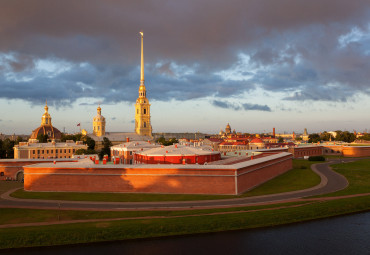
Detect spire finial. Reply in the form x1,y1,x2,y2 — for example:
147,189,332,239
140,31,144,84
44,100,49,112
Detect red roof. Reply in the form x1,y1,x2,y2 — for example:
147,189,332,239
250,138,264,144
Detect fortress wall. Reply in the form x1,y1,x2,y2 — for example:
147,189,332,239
236,153,293,194
23,153,293,195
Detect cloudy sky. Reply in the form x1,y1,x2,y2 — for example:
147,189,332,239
1,0,370,135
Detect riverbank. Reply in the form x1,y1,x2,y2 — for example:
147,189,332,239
0,158,369,249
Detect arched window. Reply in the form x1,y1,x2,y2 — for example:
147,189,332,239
144,122,146,128
137,109,139,114
144,108,146,114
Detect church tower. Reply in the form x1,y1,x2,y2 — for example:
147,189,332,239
135,32,152,137
93,105,106,137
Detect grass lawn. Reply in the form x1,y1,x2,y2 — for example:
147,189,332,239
1,195,369,249
313,158,370,197
0,201,311,225
9,159,321,202
0,182,23,200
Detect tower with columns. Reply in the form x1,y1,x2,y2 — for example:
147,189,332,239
93,105,106,137
135,32,152,137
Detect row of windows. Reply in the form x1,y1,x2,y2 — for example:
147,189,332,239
31,156,72,159
32,149,76,154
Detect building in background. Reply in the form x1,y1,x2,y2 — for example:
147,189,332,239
110,139,159,164
93,105,106,137
14,140,87,159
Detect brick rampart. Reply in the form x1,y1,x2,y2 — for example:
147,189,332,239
23,152,293,195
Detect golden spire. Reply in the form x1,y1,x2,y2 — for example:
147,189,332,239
44,100,48,113
140,31,144,85
97,104,101,115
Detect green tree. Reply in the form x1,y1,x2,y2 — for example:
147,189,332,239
156,137,178,146
2,138,15,158
335,131,355,143
320,131,334,141
75,149,97,155
99,137,112,160
359,134,370,141
37,134,49,143
295,137,303,141
61,133,83,142
308,133,321,143
83,136,95,150
15,136,24,144
0,139,5,158
278,137,284,143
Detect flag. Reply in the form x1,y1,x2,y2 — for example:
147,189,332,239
77,123,80,126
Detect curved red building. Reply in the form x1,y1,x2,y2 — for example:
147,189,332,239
134,144,221,165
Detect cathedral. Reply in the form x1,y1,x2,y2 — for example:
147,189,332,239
134,32,152,137
30,101,62,141
89,32,153,146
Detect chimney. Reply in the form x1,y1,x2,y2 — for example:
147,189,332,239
273,127,276,138
126,137,130,142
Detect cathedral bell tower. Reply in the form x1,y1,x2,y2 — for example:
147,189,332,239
135,32,152,137
93,105,106,137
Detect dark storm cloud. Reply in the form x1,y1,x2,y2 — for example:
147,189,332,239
0,0,369,105
242,103,271,112
212,100,271,112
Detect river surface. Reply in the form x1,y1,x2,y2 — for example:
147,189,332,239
3,212,370,255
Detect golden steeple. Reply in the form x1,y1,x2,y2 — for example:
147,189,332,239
135,31,152,137
41,100,52,126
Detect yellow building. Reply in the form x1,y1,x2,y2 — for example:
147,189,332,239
93,105,106,137
135,32,152,137
14,140,87,159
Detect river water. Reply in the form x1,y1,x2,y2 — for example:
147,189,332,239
4,212,370,255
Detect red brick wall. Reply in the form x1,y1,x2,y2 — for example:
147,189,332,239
342,146,370,157
0,160,76,180
24,153,293,195
24,166,236,194
236,154,293,194
288,147,323,158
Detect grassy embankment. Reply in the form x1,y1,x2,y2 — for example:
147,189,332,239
1,159,369,249
0,195,369,249
10,159,321,202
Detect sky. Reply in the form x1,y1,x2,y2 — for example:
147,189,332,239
0,0,370,135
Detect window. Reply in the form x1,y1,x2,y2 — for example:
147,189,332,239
33,150,35,154
137,109,139,114
98,126,100,130
144,108,146,114
130,151,132,155
144,122,146,128
64,149,66,153
46,150,49,154
1,172,4,176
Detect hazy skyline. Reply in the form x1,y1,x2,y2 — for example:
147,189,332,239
1,1,370,135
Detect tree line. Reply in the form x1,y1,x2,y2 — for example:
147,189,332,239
308,131,356,143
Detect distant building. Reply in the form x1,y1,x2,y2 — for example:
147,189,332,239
110,139,159,164
93,105,106,137
30,101,62,141
14,140,87,159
